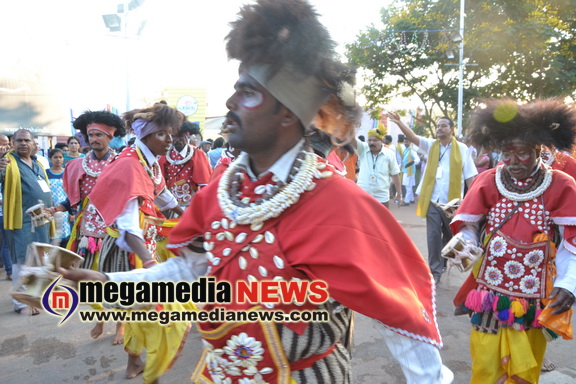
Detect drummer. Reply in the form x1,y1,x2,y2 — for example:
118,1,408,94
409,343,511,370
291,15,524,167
0,129,53,315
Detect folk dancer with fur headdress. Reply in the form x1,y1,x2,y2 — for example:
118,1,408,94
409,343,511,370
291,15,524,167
48,111,128,342
450,99,576,383
158,121,212,217
61,1,453,382
88,104,190,383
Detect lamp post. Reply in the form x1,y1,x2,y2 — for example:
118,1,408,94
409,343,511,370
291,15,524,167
456,0,465,137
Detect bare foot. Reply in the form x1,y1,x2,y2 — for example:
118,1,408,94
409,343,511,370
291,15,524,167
113,322,125,345
125,355,144,379
541,357,555,372
91,322,104,339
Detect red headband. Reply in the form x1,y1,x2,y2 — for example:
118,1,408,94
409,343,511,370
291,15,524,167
87,123,116,138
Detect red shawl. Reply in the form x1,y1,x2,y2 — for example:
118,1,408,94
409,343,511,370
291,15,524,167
170,164,443,347
89,147,166,226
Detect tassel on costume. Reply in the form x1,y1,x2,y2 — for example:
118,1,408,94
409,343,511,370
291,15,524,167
496,295,511,311
78,236,89,250
482,292,496,312
471,313,482,325
497,309,510,321
512,317,525,331
465,290,484,313
510,300,526,318
542,328,559,342
533,309,543,328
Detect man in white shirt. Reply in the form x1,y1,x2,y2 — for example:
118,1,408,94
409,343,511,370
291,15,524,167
356,129,402,207
388,112,477,283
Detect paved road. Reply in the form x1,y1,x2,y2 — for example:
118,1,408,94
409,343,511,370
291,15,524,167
1,203,574,383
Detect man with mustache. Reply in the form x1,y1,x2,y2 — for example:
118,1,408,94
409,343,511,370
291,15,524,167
449,98,576,383
61,1,453,382
389,112,478,284
0,129,53,315
356,128,402,207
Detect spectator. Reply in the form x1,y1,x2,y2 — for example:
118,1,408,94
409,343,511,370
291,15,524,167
388,111,477,284
207,137,225,169
46,148,71,247
63,136,85,166
0,129,53,315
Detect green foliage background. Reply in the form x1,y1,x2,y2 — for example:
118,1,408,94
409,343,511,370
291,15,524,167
346,0,576,136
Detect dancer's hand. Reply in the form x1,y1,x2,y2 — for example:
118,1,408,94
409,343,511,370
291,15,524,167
548,287,575,315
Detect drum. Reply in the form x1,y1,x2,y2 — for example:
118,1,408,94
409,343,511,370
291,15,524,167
25,202,52,228
436,198,461,219
441,233,483,272
11,243,84,309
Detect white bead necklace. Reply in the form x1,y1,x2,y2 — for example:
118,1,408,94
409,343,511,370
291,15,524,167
217,150,327,225
81,150,115,177
495,165,552,202
166,145,193,165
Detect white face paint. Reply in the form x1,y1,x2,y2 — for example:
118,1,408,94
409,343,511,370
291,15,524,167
240,88,264,110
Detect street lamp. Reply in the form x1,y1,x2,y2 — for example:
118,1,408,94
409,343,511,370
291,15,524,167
456,0,465,137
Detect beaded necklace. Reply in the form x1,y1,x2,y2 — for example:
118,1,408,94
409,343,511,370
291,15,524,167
166,145,193,165
495,164,552,202
81,150,115,177
217,149,330,225
135,147,163,185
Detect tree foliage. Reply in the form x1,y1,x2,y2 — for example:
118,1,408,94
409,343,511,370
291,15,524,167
346,0,576,136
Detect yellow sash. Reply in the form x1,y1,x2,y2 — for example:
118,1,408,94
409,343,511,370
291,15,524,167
416,136,462,217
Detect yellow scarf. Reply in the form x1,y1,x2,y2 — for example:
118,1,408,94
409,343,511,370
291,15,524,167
3,152,49,230
416,136,462,218
403,146,414,177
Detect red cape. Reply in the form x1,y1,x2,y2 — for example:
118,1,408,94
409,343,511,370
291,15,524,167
170,163,443,347
62,157,85,207
89,147,165,226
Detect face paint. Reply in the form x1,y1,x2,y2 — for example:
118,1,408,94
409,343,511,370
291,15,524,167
501,144,534,165
240,88,264,110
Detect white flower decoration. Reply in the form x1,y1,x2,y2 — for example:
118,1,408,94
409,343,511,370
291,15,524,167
223,333,265,368
503,261,525,279
484,266,503,286
489,236,507,257
524,250,544,268
519,275,540,294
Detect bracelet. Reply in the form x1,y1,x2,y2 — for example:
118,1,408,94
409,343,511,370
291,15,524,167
143,259,158,268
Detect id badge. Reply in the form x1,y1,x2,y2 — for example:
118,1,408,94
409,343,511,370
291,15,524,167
435,167,443,179
369,173,377,185
38,179,51,193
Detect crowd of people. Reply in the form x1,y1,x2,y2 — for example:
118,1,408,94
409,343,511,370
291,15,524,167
1,0,575,383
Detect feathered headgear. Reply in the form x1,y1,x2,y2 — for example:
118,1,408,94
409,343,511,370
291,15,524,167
226,0,360,141
467,98,576,152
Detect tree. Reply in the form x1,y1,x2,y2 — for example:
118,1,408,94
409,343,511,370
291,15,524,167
346,0,576,136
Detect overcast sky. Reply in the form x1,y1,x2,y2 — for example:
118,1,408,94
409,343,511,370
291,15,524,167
2,0,391,117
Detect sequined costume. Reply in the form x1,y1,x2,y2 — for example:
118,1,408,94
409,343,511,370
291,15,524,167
63,150,115,269
451,164,576,383
159,145,212,212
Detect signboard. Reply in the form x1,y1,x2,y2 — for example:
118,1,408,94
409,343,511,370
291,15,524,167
163,87,207,132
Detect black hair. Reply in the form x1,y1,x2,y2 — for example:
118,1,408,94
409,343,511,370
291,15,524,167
72,110,126,141
48,148,64,158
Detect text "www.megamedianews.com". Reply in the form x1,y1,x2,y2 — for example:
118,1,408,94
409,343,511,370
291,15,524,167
78,307,329,326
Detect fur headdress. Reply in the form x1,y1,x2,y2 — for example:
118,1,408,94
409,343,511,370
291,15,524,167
73,110,126,141
467,98,576,152
226,0,361,141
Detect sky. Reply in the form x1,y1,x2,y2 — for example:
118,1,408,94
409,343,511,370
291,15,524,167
1,0,391,119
